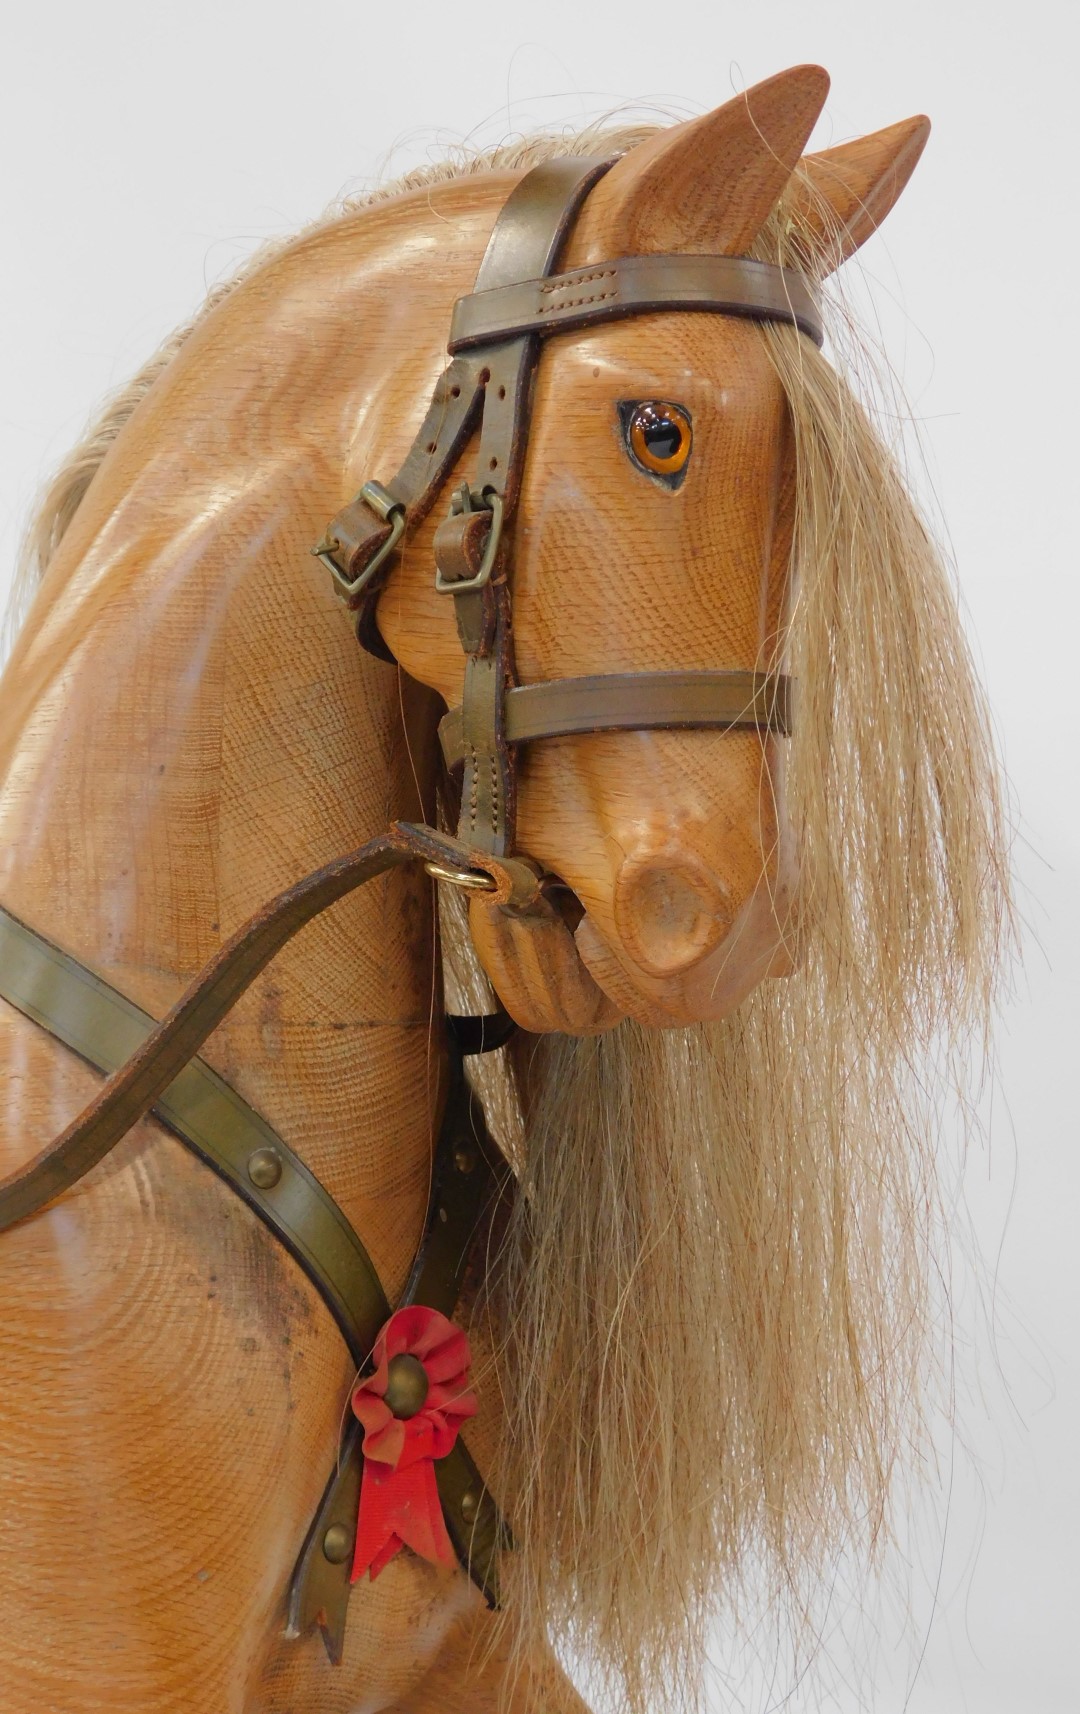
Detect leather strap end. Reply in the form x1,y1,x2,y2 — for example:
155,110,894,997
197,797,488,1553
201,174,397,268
391,822,541,911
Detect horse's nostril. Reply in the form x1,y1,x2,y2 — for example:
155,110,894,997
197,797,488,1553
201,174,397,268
613,852,734,979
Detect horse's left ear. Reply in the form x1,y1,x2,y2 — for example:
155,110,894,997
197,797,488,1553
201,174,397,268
565,66,832,262
788,116,931,272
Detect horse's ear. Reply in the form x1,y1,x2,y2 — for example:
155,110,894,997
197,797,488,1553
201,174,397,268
788,116,931,272
567,65,831,261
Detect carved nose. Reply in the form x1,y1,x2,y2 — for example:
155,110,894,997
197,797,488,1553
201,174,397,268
613,851,734,979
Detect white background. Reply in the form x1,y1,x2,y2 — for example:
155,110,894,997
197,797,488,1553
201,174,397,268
2,3,1077,1709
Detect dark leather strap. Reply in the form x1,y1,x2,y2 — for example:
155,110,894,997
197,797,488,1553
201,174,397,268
449,253,823,350
315,156,613,664
315,361,486,660
286,1061,512,1659
432,156,613,859
0,822,539,1236
438,669,791,768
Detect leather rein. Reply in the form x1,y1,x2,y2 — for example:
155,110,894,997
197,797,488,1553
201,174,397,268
0,155,820,1659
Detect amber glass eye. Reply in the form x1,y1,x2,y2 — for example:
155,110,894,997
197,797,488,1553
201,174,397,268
624,401,693,481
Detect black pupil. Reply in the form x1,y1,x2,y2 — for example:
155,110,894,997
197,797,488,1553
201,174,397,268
641,411,682,460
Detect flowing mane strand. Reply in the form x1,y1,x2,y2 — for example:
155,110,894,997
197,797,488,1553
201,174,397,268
10,122,1013,1712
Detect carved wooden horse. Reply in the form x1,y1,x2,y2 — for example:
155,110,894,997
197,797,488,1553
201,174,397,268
0,66,1007,1714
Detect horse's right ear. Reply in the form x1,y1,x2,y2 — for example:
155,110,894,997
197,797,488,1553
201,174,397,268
566,66,831,262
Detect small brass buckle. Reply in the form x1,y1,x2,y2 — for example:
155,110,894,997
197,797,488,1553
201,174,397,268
312,481,407,602
434,485,505,596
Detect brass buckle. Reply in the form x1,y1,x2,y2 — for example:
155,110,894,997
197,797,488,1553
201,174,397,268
312,481,406,602
434,485,504,595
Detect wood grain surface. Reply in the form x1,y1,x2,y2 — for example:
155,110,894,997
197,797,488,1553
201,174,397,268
0,68,929,1711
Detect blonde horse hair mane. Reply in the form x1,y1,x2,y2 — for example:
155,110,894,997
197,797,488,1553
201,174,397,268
11,122,1012,1712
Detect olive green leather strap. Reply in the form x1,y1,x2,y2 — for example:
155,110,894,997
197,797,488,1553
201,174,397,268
434,156,614,858
286,1072,512,1660
0,902,391,1359
438,669,792,768
0,822,538,1237
0,884,511,1652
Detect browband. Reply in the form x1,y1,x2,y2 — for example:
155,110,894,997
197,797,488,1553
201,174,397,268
448,253,822,351
438,670,791,770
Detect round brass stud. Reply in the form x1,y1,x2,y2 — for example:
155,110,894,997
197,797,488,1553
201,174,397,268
453,1144,477,1175
384,1353,429,1420
460,1488,479,1525
322,1523,352,1565
247,1146,283,1189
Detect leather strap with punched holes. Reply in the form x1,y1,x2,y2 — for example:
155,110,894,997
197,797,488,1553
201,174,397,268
428,155,615,860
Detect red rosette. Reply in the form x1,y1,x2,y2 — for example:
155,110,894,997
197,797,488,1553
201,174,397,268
350,1304,477,1582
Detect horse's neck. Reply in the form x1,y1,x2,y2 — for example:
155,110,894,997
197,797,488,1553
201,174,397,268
0,181,502,1282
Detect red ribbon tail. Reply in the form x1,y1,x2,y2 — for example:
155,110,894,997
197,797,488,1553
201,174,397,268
351,1455,455,1583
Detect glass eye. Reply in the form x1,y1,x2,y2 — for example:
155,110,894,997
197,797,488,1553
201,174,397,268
620,401,693,486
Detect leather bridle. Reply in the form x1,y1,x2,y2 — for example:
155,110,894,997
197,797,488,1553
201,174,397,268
314,154,819,865
0,155,821,1661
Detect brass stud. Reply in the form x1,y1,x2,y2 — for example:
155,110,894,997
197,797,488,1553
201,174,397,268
322,1523,352,1565
453,1144,477,1175
384,1353,429,1420
460,1488,479,1525
247,1147,283,1189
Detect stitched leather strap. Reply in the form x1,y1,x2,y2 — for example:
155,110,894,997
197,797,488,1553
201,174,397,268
432,156,614,858
449,253,823,350
438,669,791,768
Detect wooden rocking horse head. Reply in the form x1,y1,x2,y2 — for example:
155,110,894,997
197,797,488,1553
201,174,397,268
356,64,938,1034
0,64,1009,1714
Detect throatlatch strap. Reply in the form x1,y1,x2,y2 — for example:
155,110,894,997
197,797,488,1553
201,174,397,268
313,156,612,665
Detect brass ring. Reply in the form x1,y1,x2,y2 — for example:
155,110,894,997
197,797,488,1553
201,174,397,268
423,860,497,892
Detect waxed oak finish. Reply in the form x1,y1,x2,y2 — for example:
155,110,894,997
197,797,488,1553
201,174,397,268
0,65,929,1712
